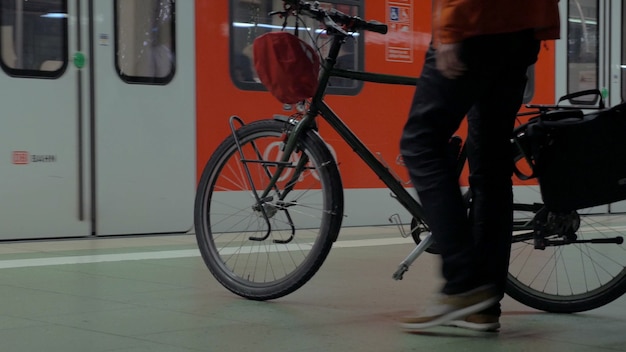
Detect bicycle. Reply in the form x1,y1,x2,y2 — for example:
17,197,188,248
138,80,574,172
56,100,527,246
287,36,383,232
194,0,626,313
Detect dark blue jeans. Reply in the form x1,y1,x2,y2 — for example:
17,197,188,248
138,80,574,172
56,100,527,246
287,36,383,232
400,30,540,299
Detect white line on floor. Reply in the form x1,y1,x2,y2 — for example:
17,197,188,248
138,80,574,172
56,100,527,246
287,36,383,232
0,250,201,269
0,237,414,269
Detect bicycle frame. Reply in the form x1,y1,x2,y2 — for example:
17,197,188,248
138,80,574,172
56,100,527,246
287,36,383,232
257,33,429,227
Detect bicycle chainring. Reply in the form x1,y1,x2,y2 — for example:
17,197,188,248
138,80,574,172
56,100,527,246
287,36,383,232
533,208,581,249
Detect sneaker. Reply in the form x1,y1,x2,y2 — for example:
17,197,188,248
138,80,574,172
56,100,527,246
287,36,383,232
400,285,498,330
447,313,501,332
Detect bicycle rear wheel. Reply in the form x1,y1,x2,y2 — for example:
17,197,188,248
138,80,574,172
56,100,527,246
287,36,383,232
507,188,626,313
194,119,344,300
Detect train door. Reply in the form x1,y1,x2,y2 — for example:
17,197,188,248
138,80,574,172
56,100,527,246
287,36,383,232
555,0,625,212
0,0,89,239
0,0,195,240
608,0,626,212
555,0,620,105
91,0,195,235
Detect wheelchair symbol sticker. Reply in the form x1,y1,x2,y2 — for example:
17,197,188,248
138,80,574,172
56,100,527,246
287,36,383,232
386,1,414,63
390,7,400,22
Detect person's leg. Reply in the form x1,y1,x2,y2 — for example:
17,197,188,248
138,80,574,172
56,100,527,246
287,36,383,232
399,44,501,327
465,31,541,300
446,31,541,332
400,45,478,295
400,31,540,331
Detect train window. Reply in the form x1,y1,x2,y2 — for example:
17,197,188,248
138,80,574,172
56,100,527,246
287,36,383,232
115,0,175,84
522,65,536,104
230,0,364,96
0,0,68,78
566,0,599,104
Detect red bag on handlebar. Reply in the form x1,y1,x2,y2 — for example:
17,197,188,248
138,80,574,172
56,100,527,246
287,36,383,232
253,32,320,104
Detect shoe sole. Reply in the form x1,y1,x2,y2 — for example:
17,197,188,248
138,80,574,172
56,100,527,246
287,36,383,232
446,319,501,332
400,295,498,331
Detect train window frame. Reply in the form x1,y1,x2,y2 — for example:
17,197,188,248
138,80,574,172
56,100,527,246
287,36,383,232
622,2,626,102
114,0,176,85
229,0,364,96
0,0,69,79
566,0,599,105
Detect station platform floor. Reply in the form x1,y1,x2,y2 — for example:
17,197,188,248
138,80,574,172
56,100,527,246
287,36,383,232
0,225,624,352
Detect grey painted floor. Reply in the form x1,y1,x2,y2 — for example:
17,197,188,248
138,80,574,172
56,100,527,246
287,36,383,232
0,226,624,351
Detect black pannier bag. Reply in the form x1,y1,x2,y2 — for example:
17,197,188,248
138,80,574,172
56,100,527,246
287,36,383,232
524,102,626,212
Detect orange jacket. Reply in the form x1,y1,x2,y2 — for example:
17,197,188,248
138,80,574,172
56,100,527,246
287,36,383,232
433,0,561,44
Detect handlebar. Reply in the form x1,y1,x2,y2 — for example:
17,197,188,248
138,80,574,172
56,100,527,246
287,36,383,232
276,0,388,35
519,90,607,117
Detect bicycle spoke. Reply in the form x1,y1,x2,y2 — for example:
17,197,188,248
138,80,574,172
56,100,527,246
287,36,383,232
508,209,626,312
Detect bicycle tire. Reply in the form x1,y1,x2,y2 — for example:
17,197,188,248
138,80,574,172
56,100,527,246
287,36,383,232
194,119,344,300
506,151,626,313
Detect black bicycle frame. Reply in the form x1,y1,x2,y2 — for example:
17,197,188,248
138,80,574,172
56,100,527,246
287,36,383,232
258,33,429,224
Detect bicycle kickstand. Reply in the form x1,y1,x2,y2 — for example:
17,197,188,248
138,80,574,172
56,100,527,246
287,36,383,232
392,232,434,280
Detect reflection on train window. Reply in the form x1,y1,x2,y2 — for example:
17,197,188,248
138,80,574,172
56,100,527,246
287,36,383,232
115,0,175,84
567,0,598,104
0,0,68,78
230,0,363,95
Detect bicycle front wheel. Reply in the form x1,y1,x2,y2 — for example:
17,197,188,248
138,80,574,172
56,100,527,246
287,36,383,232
507,194,626,313
194,119,344,300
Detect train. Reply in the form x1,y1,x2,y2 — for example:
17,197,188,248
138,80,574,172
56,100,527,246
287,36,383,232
0,0,619,240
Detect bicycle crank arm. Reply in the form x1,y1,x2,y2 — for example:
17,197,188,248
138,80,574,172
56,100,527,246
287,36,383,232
392,232,434,281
